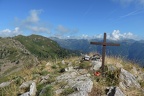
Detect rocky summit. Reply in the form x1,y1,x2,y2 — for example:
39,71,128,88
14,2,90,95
0,35,144,96
0,53,144,96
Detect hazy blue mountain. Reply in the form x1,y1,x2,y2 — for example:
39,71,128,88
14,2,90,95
51,37,144,67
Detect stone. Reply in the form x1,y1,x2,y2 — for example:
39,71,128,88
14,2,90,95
0,81,11,88
115,63,123,68
108,65,117,71
46,62,51,66
40,74,49,84
137,73,144,81
131,67,138,76
106,87,125,96
62,60,65,64
83,54,90,61
119,68,141,89
77,69,88,75
56,71,78,82
20,92,30,96
56,71,93,96
55,89,64,95
91,61,102,71
65,66,74,72
30,82,37,96
119,82,126,90
115,87,126,96
66,74,93,95
68,62,72,66
19,81,33,89
73,79,93,92
68,91,88,96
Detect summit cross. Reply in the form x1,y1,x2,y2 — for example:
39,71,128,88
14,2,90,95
90,33,120,76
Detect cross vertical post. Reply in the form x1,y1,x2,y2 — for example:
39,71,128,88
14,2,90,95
102,33,106,75
90,33,120,76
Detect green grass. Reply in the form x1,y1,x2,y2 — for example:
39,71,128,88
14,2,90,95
60,87,75,96
79,61,91,69
37,85,54,96
14,35,78,60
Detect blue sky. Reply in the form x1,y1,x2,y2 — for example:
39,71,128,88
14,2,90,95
0,0,144,40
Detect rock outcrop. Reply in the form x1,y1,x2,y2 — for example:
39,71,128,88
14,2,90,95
119,68,141,89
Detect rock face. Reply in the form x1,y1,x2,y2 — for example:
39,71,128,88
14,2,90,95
56,71,93,95
119,68,141,89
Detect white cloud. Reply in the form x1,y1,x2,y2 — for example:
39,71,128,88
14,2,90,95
16,9,51,34
56,30,139,40
56,25,70,33
82,34,89,39
55,25,79,37
104,30,137,40
112,0,144,6
26,10,42,23
26,26,50,33
0,27,21,37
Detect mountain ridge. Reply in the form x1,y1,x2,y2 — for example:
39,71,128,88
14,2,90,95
51,37,144,67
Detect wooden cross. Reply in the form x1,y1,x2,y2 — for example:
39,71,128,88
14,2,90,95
90,33,120,76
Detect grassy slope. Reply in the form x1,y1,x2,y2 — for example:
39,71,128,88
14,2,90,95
0,37,38,76
14,35,76,60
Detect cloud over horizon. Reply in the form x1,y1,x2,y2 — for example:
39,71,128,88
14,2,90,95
55,25,79,38
0,9,51,37
0,9,79,37
0,27,21,37
94,30,138,40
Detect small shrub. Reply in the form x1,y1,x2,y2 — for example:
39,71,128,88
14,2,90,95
47,75,56,84
51,65,57,69
139,81,144,88
79,61,91,69
105,69,120,86
40,70,49,76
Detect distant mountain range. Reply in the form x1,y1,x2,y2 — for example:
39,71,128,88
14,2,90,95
51,37,144,67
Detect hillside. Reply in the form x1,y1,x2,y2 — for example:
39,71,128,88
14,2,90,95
0,35,79,81
0,55,144,96
0,37,39,77
14,35,77,60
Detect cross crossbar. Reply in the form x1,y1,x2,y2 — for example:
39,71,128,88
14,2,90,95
90,42,120,46
90,33,120,76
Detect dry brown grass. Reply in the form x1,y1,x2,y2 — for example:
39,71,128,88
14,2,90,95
105,56,140,71
1,56,144,96
89,82,105,96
